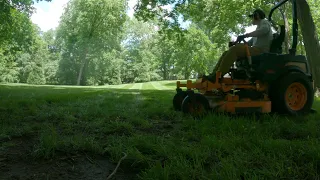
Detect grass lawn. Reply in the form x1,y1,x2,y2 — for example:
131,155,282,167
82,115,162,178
0,81,320,180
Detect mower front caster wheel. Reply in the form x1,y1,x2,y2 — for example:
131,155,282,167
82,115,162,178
173,91,187,111
181,93,210,118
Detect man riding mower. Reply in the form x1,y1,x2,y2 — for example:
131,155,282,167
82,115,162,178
173,0,315,117
202,9,273,82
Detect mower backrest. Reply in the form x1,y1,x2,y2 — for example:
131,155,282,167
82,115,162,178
269,25,285,54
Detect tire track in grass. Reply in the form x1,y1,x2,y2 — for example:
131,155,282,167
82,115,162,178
128,83,145,112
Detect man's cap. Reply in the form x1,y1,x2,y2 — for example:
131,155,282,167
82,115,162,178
248,9,266,19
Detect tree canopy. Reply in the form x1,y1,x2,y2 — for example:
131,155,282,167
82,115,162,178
0,0,319,86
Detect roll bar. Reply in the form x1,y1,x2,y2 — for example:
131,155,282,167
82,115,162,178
268,0,297,55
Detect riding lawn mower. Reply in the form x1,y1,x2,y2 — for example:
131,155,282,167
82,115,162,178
173,0,315,117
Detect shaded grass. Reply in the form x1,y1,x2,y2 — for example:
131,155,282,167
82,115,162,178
0,82,320,179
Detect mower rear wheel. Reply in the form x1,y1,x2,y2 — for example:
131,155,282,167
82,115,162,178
181,93,210,118
272,72,314,115
173,91,187,111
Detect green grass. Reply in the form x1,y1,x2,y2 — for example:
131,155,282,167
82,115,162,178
0,81,320,179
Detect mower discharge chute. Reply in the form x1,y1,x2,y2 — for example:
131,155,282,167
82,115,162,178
173,0,315,117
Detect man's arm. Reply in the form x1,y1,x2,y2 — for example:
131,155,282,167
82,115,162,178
245,20,271,37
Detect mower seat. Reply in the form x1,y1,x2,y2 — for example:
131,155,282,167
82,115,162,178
269,25,285,54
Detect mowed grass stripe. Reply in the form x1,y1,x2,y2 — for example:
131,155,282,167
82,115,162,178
107,84,127,89
159,81,177,90
120,84,134,89
150,81,170,90
142,82,157,90
129,83,143,90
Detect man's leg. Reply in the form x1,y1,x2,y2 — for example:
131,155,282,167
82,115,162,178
201,51,228,81
216,44,248,75
217,44,263,76
203,44,262,82
212,51,228,73
248,46,264,57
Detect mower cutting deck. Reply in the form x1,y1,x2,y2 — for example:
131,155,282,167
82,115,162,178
174,71,271,116
173,0,315,117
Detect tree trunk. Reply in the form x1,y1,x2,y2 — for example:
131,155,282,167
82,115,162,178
77,61,85,86
296,0,320,88
162,63,167,80
279,6,290,53
80,59,89,85
77,48,89,86
184,66,190,80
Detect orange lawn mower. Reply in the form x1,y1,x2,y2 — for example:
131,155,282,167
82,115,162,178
172,0,315,117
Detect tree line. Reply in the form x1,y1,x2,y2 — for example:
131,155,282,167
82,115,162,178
0,0,319,86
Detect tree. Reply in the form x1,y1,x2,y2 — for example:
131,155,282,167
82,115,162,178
121,18,160,83
296,0,320,88
0,8,48,84
152,34,176,80
134,0,276,44
171,25,217,79
0,0,55,84
42,29,60,84
56,0,127,85
134,0,320,87
16,24,48,85
0,0,52,44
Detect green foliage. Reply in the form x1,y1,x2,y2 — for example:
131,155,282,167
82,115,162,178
26,66,46,85
0,0,319,85
0,0,51,48
134,0,274,43
121,18,161,83
0,47,20,83
14,24,48,85
55,0,127,85
88,50,123,85
172,25,218,78
0,2,50,84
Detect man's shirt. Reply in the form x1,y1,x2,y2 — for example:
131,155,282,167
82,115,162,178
248,19,274,52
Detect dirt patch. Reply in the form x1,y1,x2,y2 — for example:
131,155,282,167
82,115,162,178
0,136,136,180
